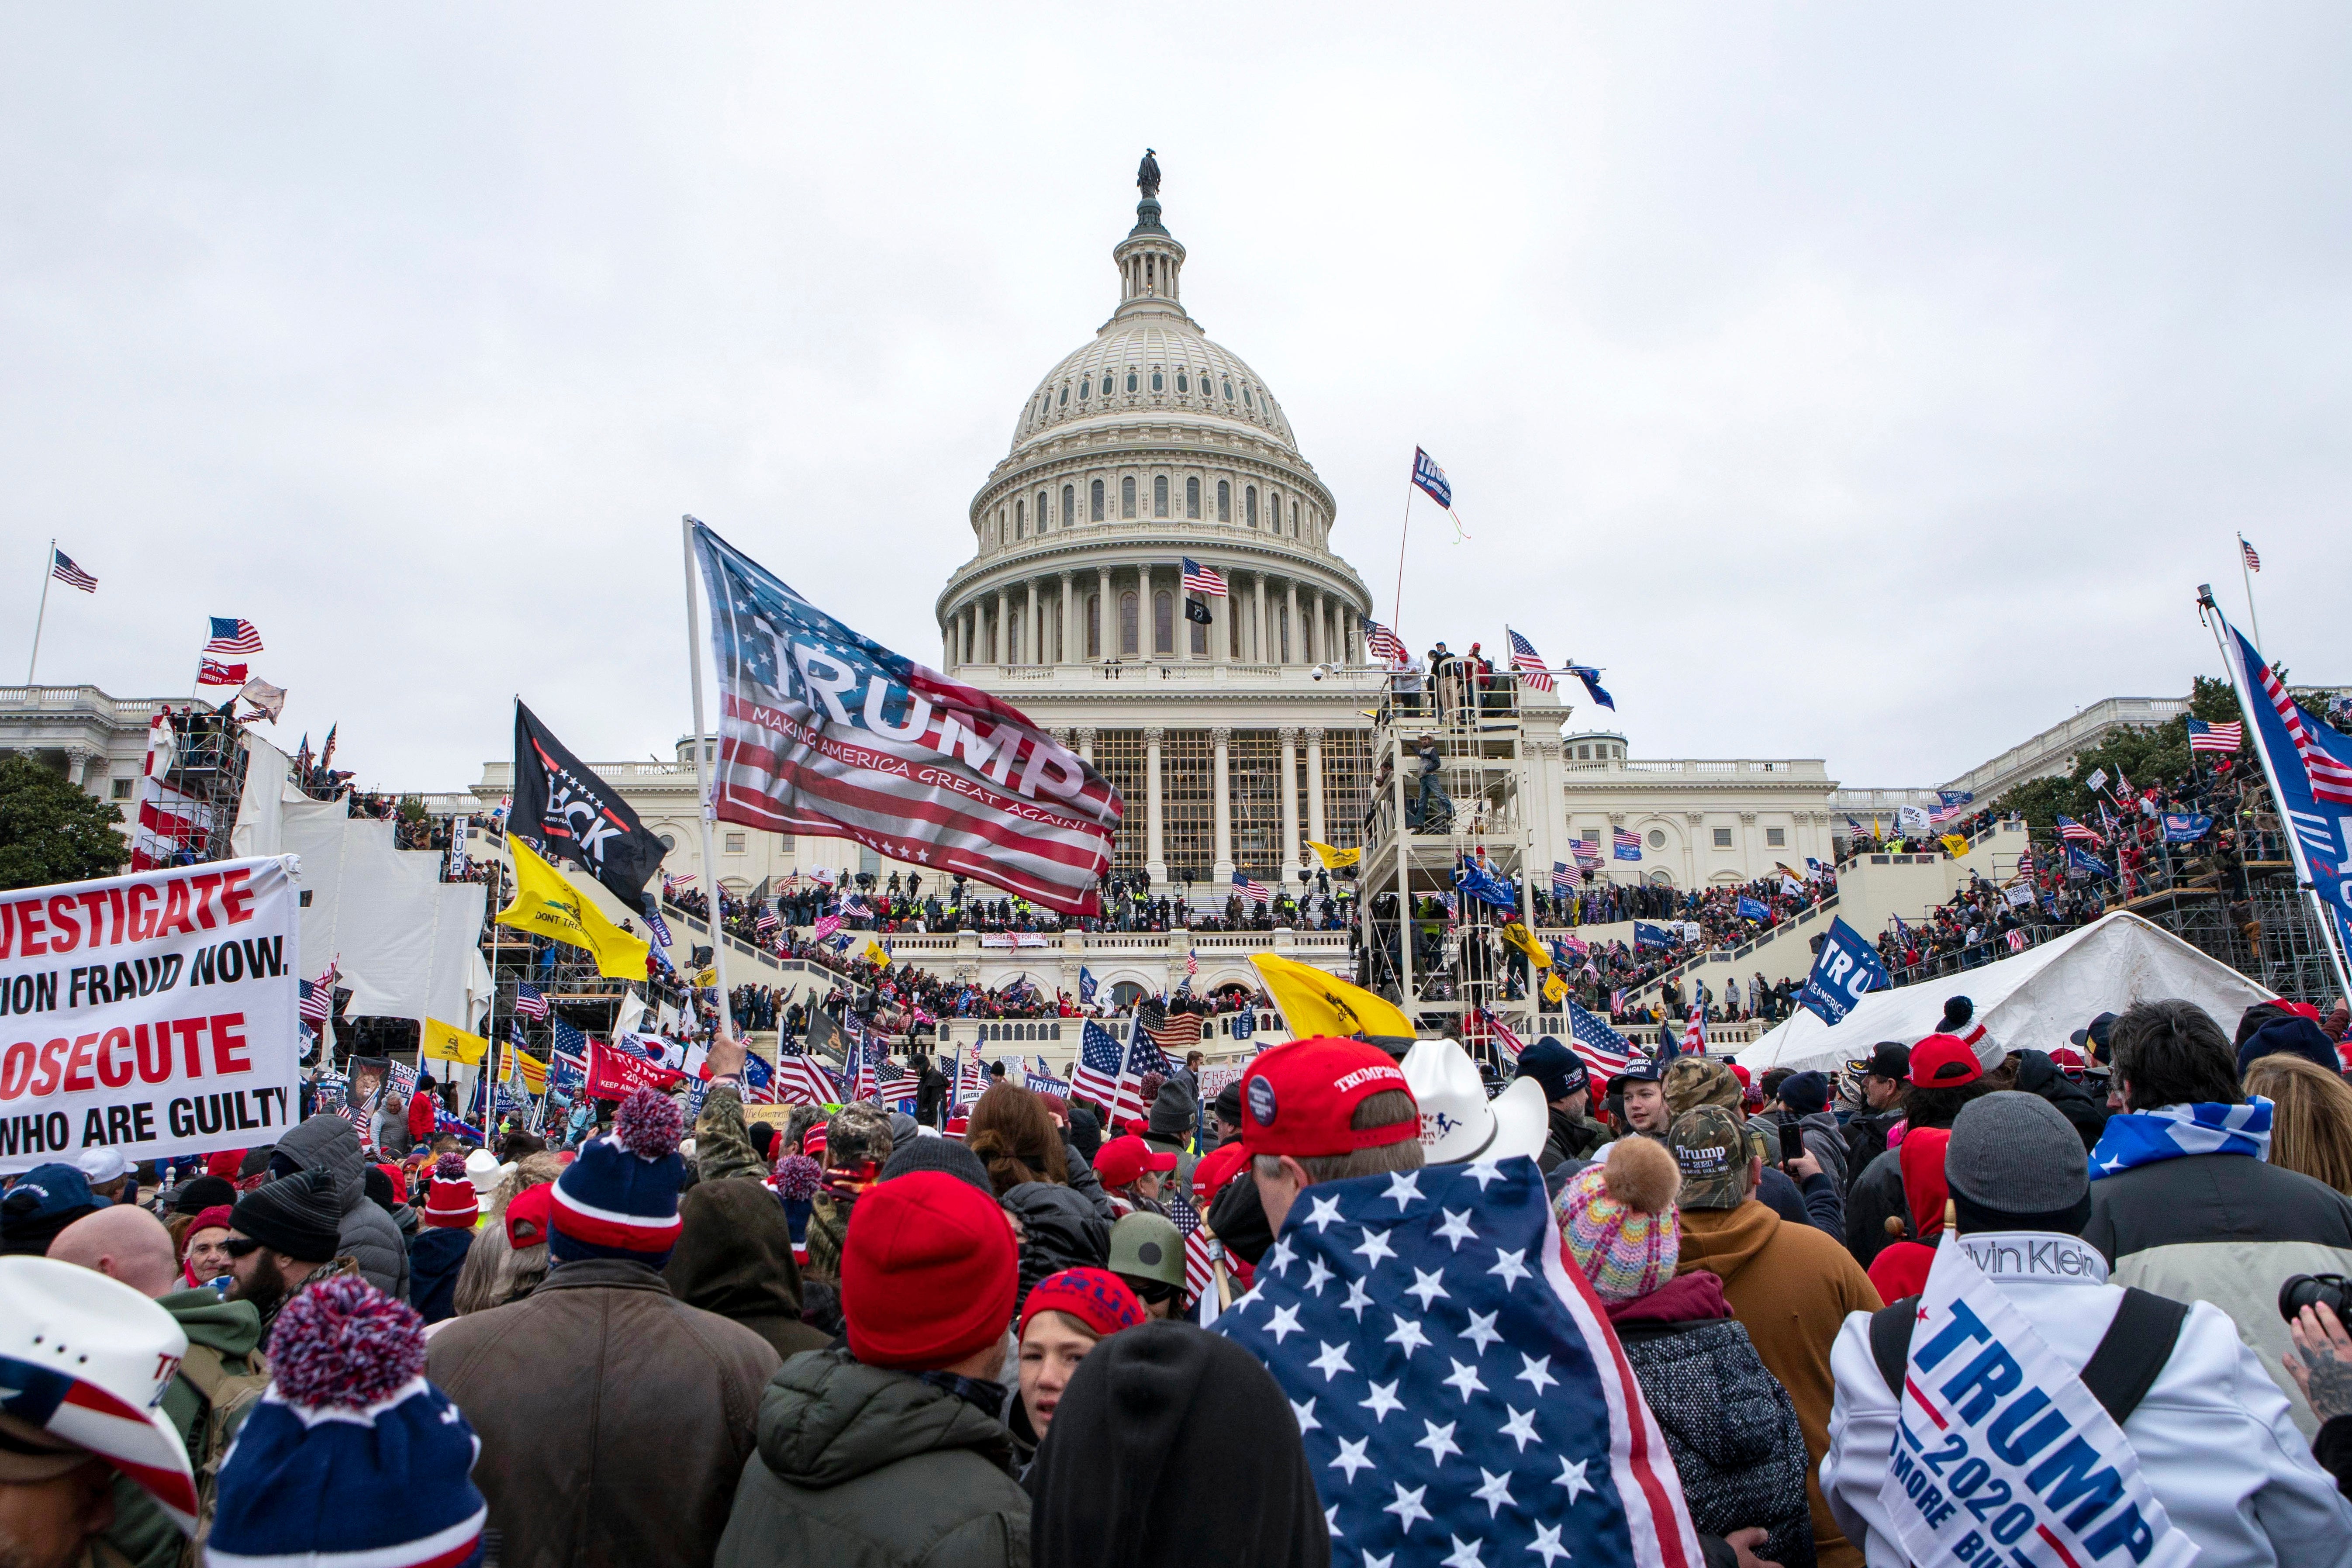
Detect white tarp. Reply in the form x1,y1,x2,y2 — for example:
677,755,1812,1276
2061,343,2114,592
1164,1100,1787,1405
282,798,489,1028
227,735,290,860
1736,912,2275,1076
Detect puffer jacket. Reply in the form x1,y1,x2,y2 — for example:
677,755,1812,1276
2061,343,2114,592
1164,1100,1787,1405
2012,1047,2109,1150
1842,1148,1905,1268
716,1349,1029,1568
429,1258,781,1567
276,1113,409,1299
1000,1181,1110,1310
1826,1232,2352,1567
1611,1272,1815,1568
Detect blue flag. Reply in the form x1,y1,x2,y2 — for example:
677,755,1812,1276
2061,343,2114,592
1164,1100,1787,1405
1410,446,1453,508
1735,895,1769,922
1796,916,1889,1027
1631,921,1675,952
1078,966,1098,1005
1565,666,1615,711
2215,610,2352,966
2068,846,2112,880
1454,855,1518,910
2161,812,2213,843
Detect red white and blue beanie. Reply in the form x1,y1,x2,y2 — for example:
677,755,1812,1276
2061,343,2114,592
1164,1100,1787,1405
549,1088,686,1265
207,1274,485,1568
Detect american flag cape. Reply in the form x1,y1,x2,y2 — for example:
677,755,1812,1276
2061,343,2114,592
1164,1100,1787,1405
1218,1159,1701,1568
1566,1001,1636,1078
1071,1020,1125,1108
1506,628,1555,693
689,520,1121,914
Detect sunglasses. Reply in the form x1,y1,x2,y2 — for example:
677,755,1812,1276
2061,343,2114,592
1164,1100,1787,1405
1122,1275,1179,1304
220,1237,266,1258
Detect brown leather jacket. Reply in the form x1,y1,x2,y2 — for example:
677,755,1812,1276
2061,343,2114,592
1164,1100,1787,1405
427,1258,781,1568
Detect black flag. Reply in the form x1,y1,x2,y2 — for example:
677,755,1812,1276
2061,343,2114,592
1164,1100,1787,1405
1185,597,1213,625
511,702,670,912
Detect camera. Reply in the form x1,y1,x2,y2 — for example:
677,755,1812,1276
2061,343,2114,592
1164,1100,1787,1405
2279,1274,2352,1322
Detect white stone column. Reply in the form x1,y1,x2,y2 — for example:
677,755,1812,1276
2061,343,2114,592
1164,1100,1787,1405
1176,564,1194,663
1284,581,1301,666
1095,566,1112,660
1060,572,1076,666
1145,727,1167,885
1304,726,1325,850
1251,574,1268,664
1211,726,1233,882
1310,590,1326,664
1076,726,1095,765
1278,726,1301,874
1026,581,1041,667
1212,584,1230,665
989,591,1004,665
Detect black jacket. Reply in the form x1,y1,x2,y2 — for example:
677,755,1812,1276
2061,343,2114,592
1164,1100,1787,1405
1067,1103,1102,1162
1844,1147,1905,1268
1539,1107,1609,1171
1840,1109,1903,1196
2011,1049,2108,1150
999,1181,1110,1310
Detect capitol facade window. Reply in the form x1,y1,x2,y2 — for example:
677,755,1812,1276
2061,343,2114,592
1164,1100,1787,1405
1119,591,1139,656
1223,379,1234,401
1186,477,1200,518
1154,591,1174,654
1101,374,1113,397
1177,371,1189,393
1059,384,1068,406
1091,480,1105,521
1078,379,1088,400
1217,480,1231,522
1086,594,1101,657
1648,829,1667,849
1292,501,1300,537
1767,827,1786,847
1122,477,1137,518
1246,486,1258,527
1127,371,1138,391
1061,484,1074,526
1151,370,1163,391
1014,500,1025,539
1154,475,1169,517
1713,827,1733,848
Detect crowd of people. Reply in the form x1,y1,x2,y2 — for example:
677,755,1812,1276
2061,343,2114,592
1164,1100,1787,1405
17,983,2352,1568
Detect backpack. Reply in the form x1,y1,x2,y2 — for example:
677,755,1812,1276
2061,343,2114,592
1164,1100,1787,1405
1868,1286,2188,1425
174,1341,272,1566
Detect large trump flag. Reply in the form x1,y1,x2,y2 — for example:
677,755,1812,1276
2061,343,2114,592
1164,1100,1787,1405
689,520,1121,915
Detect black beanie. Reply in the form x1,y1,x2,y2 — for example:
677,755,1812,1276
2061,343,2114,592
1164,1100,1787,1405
361,1164,399,1215
877,1135,994,1198
230,1168,342,1262
173,1174,238,1215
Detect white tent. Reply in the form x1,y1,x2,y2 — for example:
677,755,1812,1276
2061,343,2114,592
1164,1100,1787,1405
1735,912,2275,1077
283,797,491,1029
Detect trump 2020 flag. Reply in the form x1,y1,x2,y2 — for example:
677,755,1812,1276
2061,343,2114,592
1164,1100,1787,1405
1219,1158,1701,1568
1883,1231,2195,1568
690,519,1122,915
1797,916,1888,1027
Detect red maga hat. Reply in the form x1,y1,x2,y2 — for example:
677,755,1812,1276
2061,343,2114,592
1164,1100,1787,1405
1240,1037,1416,1159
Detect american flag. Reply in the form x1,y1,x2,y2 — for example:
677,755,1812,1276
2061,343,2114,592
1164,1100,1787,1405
1114,1013,1182,1122
1218,1159,1702,1568
1609,989,1625,1015
549,1022,588,1100
1233,869,1269,903
1185,950,1199,977
196,659,248,687
1167,1187,1217,1303
1181,557,1229,597
202,617,263,656
2253,649,2352,805
663,870,696,893
1566,999,1635,1078
2004,929,2028,954
513,982,549,1021
1363,618,1409,670
755,908,779,933
49,549,97,593
1072,1020,1126,1108
2241,536,2262,573
741,1050,779,1104
2187,717,2243,753
1571,839,1601,867
1682,1004,1706,1056
1551,861,1583,895
1612,827,1642,861
775,1046,842,1106
1505,629,1555,693
298,961,340,1026
2054,814,2101,844
874,1056,917,1107
1471,1005,1527,1060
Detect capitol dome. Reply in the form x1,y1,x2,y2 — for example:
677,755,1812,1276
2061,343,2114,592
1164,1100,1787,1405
937,168,1371,676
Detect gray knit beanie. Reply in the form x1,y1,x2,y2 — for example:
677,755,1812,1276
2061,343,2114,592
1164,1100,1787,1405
878,1135,994,1198
1946,1091,2092,1236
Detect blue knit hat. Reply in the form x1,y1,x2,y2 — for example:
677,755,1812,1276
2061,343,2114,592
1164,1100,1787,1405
549,1088,686,1266
208,1274,485,1567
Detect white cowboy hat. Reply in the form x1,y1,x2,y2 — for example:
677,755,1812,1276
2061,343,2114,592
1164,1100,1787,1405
463,1148,515,1197
1401,1038,1549,1165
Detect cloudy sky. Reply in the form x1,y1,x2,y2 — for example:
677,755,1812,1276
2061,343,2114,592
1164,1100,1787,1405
6,4,2346,794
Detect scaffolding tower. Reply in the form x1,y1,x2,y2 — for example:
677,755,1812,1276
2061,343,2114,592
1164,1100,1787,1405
1355,670,1551,1080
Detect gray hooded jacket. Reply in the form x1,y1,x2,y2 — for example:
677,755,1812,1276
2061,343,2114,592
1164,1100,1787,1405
276,1113,410,1300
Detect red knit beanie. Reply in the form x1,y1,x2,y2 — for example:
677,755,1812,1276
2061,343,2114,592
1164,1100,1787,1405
841,1171,1016,1371
1020,1268,1145,1341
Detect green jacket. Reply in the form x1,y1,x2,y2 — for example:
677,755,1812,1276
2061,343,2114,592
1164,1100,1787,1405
104,1288,265,1568
695,1084,770,1185
716,1350,1029,1568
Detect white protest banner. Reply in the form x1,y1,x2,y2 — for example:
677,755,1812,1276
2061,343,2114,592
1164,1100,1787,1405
2005,883,2036,908
0,856,301,1172
1882,1233,2196,1568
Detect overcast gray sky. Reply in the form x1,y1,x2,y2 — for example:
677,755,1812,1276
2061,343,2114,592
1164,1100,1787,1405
7,4,2346,794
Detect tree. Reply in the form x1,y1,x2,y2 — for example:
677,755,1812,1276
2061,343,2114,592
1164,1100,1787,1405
0,753,129,891
1990,676,2239,830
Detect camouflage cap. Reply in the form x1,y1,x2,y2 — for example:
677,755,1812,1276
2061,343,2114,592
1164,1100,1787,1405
825,1104,895,1169
1668,1105,1751,1210
1662,1057,1743,1117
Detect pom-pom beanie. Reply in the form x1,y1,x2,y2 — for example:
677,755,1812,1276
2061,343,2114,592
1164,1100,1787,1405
840,1171,1016,1371
208,1274,486,1567
1557,1138,1681,1302
550,1088,686,1267
422,1152,479,1230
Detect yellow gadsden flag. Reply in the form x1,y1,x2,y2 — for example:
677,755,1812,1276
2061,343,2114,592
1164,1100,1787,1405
422,1018,488,1066
860,939,892,968
497,837,652,981
1542,970,1570,1005
1306,840,1362,871
1250,952,1416,1048
1939,833,1972,859
1499,921,1552,969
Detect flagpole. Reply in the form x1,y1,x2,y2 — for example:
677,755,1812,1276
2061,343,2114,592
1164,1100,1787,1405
2238,532,2264,655
2198,589,2352,1000
1392,482,1412,636
681,516,735,1032
25,539,55,686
